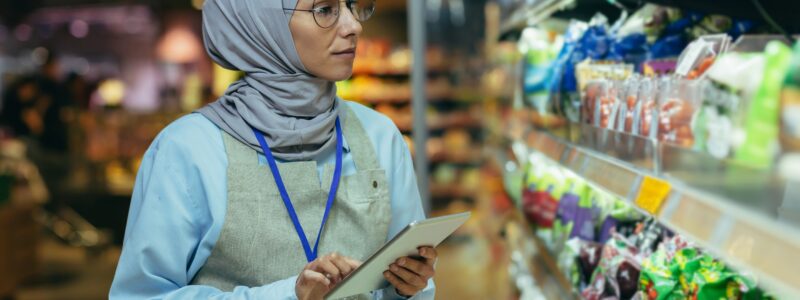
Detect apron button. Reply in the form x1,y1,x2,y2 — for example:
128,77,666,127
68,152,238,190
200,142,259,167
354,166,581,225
372,181,378,188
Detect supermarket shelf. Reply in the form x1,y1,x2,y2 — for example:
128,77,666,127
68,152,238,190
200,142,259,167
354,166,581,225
518,123,800,298
618,0,800,33
430,183,476,200
396,119,482,133
506,209,580,299
429,150,483,165
499,0,577,38
351,68,451,77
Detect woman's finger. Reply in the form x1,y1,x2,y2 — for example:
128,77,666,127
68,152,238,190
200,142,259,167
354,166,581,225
311,259,342,281
389,263,426,288
384,270,415,296
330,255,356,277
395,257,433,278
418,247,438,262
301,269,331,287
344,257,363,270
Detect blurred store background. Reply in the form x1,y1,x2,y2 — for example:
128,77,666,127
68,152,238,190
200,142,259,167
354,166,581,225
3,0,800,299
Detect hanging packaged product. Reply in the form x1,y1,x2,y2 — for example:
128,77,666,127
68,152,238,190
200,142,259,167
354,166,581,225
781,42,800,154
549,20,589,121
610,34,650,72
697,40,792,166
648,10,702,61
521,28,558,116
585,79,621,130
778,42,800,185
695,50,763,159
735,41,793,168
657,78,700,147
675,34,732,80
577,61,635,126
636,77,659,139
617,75,643,134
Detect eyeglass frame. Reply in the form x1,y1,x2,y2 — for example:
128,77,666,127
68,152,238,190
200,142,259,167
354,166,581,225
283,0,376,29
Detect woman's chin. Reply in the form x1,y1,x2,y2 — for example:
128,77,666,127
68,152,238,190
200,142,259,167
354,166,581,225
325,68,354,82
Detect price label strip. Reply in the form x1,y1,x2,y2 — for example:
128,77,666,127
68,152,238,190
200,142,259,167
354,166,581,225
635,176,672,215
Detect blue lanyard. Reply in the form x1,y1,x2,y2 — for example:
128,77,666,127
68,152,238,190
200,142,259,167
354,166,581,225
252,118,343,263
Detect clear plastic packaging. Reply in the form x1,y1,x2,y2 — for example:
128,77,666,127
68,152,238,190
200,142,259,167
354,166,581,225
657,78,700,147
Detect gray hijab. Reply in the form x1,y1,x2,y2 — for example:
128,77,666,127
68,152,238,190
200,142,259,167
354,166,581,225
197,0,343,161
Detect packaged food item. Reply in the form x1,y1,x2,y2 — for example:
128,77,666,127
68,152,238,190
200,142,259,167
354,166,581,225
609,33,650,71
690,15,733,39
695,51,764,159
637,77,659,139
521,28,558,115
617,76,642,134
582,234,641,300
735,41,793,168
675,35,731,79
556,178,597,241
780,42,800,154
589,79,623,130
549,20,589,120
522,164,565,228
642,60,677,76
657,78,699,147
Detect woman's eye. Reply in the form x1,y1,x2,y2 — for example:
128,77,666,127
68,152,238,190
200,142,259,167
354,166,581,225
313,6,335,15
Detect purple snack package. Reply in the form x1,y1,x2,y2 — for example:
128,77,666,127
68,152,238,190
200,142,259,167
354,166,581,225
571,203,596,241
598,216,619,244
558,192,580,223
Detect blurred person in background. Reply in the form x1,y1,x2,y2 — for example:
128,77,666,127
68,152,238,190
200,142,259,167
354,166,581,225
110,0,437,299
0,49,72,208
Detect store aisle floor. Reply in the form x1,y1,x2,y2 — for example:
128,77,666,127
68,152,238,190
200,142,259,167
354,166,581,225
14,237,118,300
15,216,516,300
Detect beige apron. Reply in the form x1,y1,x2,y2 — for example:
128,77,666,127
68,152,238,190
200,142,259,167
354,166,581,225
191,106,392,299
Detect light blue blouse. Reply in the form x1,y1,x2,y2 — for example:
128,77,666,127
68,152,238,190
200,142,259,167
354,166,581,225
109,102,434,299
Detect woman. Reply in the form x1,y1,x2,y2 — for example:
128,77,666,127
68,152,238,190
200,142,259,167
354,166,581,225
109,0,436,299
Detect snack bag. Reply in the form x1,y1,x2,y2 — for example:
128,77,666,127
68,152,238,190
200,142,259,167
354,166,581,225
582,234,642,300
522,166,561,228
639,247,683,300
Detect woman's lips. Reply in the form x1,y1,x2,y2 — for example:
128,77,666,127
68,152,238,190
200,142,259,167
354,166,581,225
332,49,356,59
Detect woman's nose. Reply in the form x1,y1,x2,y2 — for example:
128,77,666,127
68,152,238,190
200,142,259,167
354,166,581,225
337,4,363,37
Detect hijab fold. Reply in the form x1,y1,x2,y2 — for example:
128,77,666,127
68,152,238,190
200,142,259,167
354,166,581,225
198,0,343,161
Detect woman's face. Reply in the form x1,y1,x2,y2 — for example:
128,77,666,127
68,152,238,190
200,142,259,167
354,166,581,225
289,0,362,82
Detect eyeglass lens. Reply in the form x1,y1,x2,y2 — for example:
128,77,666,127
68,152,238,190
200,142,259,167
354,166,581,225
312,0,376,28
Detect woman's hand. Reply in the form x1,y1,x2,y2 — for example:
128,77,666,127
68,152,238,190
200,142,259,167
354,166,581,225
383,246,437,297
295,253,362,300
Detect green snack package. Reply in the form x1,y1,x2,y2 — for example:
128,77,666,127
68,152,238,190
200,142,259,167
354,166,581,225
736,41,793,168
639,248,683,300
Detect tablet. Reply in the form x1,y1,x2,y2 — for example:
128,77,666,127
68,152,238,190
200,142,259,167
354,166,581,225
325,211,471,299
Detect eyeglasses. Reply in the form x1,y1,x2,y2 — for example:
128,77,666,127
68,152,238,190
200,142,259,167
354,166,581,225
284,0,376,29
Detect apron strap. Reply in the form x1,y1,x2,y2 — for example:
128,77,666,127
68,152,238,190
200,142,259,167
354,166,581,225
341,104,381,171
221,131,259,165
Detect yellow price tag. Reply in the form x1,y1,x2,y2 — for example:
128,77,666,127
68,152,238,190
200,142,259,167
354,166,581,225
635,176,672,215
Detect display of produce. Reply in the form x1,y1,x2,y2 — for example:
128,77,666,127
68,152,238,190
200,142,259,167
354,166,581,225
492,1,800,298
510,154,774,300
